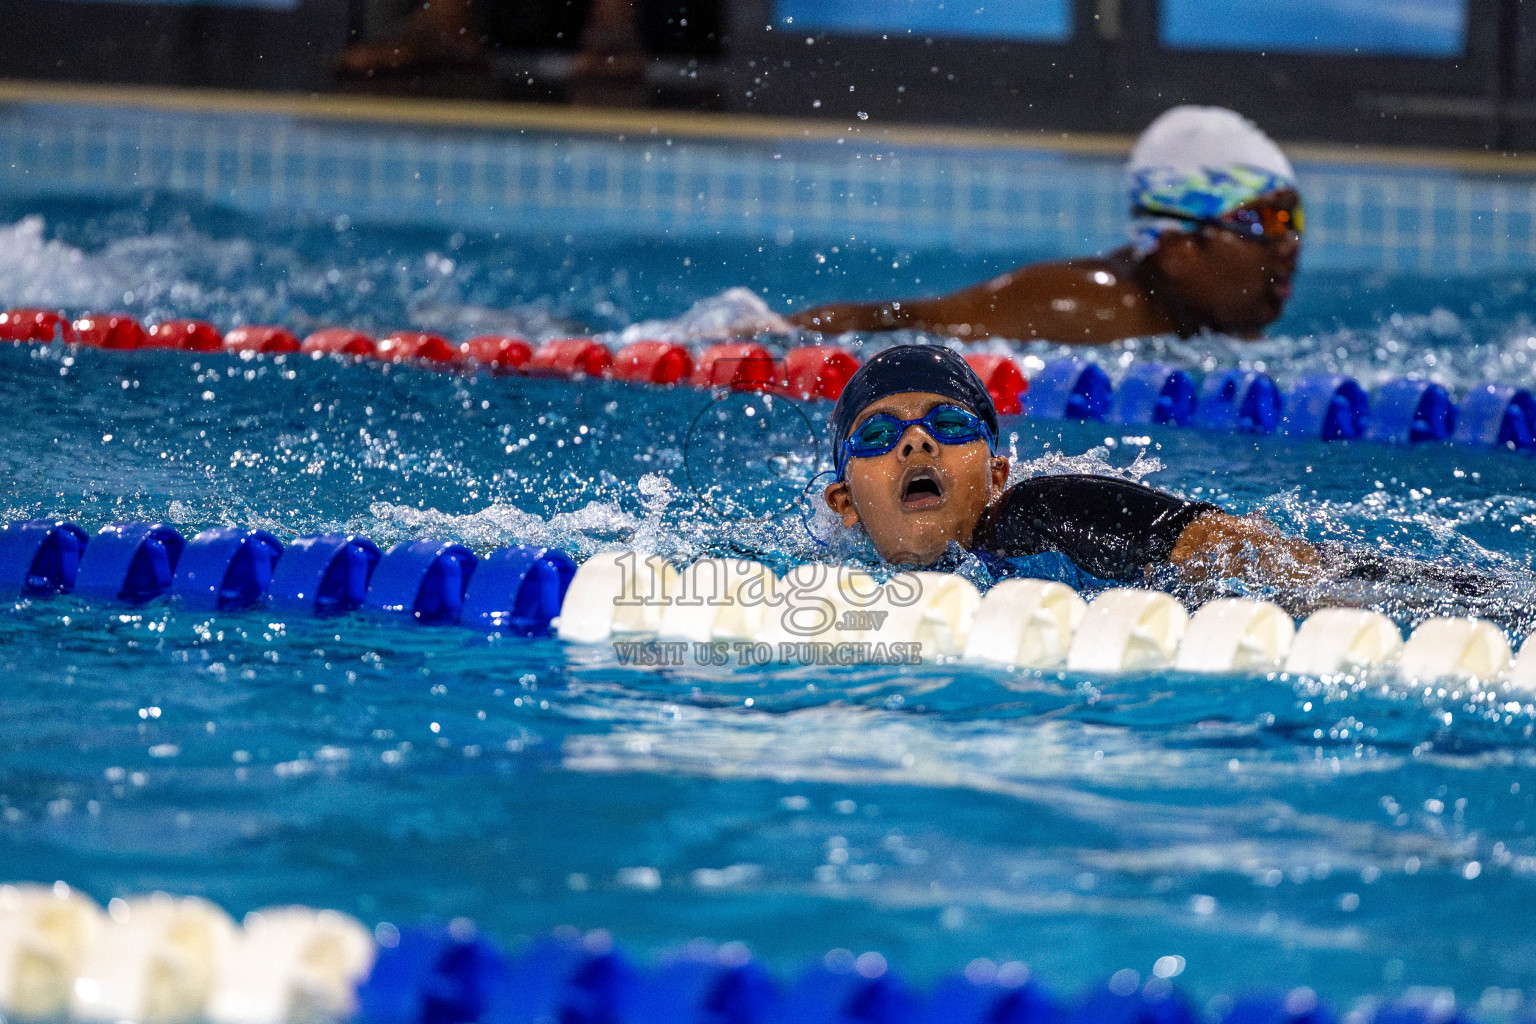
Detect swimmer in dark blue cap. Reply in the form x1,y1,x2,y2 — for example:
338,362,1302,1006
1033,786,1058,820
821,345,1318,585
824,347,1527,625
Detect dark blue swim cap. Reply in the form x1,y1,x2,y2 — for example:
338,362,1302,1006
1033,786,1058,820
830,345,998,446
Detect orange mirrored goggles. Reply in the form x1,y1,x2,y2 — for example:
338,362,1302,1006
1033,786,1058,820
1219,198,1306,241
1136,197,1305,243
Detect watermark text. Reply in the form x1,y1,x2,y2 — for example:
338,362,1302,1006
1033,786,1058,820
612,639,923,667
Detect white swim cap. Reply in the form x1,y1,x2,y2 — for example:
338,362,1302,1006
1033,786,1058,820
1128,105,1293,184
1126,106,1296,253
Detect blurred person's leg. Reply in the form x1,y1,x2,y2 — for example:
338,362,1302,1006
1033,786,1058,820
573,0,644,79
569,0,721,102
335,0,718,91
336,0,482,75
633,0,721,57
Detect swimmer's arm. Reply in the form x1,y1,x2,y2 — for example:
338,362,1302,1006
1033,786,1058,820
789,291,1021,338
788,300,921,333
1169,510,1322,588
787,269,1052,335
790,255,1173,343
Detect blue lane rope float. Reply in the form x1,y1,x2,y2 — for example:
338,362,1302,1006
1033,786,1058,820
351,924,1501,1024
1109,362,1198,427
1222,992,1338,1024
780,962,921,1024
2,521,575,637
1192,369,1282,434
72,522,186,605
0,520,89,594
364,540,480,625
462,546,577,636
269,533,382,615
359,925,513,1024
171,527,283,611
1452,384,1536,451
1281,375,1370,441
1367,379,1456,445
1022,357,1113,421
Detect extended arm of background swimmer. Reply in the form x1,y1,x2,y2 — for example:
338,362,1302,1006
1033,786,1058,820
789,298,922,334
789,278,1030,337
789,257,1177,344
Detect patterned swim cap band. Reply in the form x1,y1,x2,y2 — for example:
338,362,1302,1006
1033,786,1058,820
1128,164,1294,254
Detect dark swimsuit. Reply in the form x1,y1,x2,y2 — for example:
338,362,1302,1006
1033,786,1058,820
968,474,1217,587
966,473,1529,632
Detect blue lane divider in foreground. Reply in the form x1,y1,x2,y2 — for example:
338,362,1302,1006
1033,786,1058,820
354,924,1499,1024
72,522,186,604
464,546,578,636
171,527,283,611
269,533,382,615
0,519,89,594
365,540,480,624
0,520,575,636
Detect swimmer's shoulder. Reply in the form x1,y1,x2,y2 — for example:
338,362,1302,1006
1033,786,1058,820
972,474,1113,546
981,473,1213,537
978,249,1130,290
991,472,1145,510
974,473,1222,576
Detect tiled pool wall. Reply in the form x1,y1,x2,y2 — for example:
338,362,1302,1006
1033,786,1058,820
1,100,1533,275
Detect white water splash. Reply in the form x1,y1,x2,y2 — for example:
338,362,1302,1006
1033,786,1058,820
1008,444,1166,487
609,287,794,345
0,216,121,309
409,301,579,343
363,499,638,557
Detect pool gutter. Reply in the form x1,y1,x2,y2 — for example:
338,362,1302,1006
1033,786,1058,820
3,79,1536,175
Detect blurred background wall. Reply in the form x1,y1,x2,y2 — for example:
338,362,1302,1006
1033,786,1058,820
2,0,1536,149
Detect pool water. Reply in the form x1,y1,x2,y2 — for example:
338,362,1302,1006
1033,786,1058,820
2,182,1536,1019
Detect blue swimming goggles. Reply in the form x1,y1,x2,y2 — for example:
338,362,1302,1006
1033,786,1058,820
836,403,996,479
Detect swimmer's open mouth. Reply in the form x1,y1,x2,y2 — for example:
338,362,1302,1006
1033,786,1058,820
901,467,945,510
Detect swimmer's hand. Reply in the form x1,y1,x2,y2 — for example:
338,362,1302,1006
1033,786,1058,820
1169,511,1323,591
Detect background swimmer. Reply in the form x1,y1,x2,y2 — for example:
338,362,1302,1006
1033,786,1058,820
792,107,1302,344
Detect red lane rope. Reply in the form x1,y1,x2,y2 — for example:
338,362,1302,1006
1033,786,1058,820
0,308,875,402
224,326,301,353
612,341,692,385
145,320,224,352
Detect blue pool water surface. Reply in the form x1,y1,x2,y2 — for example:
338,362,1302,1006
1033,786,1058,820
3,115,1536,1018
